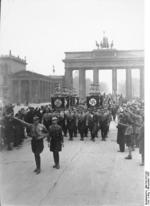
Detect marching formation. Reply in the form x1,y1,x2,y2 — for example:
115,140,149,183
0,95,144,174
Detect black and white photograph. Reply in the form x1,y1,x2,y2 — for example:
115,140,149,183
0,0,149,205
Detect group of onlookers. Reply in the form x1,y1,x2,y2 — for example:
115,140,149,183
116,99,144,165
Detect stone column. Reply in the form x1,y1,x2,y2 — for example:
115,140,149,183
140,67,144,99
126,68,132,100
29,80,32,103
43,81,46,102
45,82,48,102
49,82,51,99
79,69,86,99
93,68,99,85
35,80,39,103
46,81,49,102
47,81,50,101
42,81,44,102
43,81,45,102
112,68,117,95
65,68,73,89
39,81,42,103
45,82,47,101
18,80,22,104
9,79,14,103
38,81,40,103
7,78,13,103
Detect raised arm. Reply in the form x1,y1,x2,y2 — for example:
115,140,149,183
13,117,32,128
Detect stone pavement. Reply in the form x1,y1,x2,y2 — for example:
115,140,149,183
0,122,144,206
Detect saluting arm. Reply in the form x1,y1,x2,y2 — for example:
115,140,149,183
118,122,128,127
13,117,32,128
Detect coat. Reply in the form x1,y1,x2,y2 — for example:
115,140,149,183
78,117,85,133
138,125,144,155
48,124,63,152
117,123,126,145
4,117,16,143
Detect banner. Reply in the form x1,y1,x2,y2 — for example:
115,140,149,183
51,97,65,109
87,96,100,108
70,97,79,106
99,95,104,106
64,97,69,108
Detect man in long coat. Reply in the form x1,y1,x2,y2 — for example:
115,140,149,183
48,116,64,169
78,111,86,141
116,113,127,152
67,112,75,141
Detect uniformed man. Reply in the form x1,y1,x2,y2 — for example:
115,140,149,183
67,111,75,141
91,110,99,141
3,112,16,150
116,112,128,152
14,115,48,174
48,116,64,169
100,110,110,141
42,107,52,130
78,111,86,141
73,110,78,137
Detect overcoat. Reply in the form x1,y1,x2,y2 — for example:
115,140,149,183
117,123,126,145
138,125,144,155
48,124,63,152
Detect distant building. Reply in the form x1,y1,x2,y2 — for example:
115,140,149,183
0,51,65,104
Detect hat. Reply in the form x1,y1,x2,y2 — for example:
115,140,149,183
33,116,39,121
52,116,58,121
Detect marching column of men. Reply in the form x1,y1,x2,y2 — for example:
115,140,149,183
0,104,112,150
0,97,144,174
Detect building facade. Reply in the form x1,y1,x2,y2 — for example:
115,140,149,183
0,52,65,104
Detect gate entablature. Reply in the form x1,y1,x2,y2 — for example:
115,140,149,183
63,49,144,69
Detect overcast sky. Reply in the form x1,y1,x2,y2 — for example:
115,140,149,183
0,0,144,90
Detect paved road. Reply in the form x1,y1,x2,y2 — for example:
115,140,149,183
0,122,144,206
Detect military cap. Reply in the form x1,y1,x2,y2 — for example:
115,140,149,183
33,116,39,121
52,116,58,121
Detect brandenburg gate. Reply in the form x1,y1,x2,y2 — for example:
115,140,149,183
63,37,144,100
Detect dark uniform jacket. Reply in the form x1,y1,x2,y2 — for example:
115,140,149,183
117,121,127,145
3,117,16,143
48,124,63,152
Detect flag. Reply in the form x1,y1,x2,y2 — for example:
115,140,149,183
99,95,104,106
87,96,100,108
64,97,69,108
70,97,79,106
51,97,64,109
